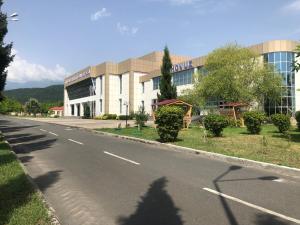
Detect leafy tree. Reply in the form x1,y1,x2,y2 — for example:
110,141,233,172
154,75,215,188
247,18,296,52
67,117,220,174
0,97,22,114
157,46,177,102
25,98,41,116
185,44,283,110
135,106,149,130
0,1,14,101
294,44,300,72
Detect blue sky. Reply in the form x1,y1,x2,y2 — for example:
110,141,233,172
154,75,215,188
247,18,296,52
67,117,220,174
3,0,300,89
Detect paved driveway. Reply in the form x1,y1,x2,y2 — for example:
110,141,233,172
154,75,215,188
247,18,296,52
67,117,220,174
21,117,154,129
1,116,300,225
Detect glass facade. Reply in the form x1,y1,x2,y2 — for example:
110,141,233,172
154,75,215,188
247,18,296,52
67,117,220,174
172,69,193,86
264,52,296,115
67,79,93,100
153,76,160,90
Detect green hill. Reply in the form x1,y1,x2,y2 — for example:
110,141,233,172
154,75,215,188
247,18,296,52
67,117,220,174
4,85,64,103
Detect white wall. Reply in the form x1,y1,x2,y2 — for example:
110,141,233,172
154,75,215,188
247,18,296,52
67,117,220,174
133,72,147,112
108,73,129,115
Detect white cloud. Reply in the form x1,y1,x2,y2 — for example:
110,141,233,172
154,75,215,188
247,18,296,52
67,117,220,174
283,0,300,11
117,22,139,36
7,50,68,83
91,8,111,21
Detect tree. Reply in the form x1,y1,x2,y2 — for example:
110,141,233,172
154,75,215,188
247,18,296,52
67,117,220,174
294,44,300,72
157,46,177,102
0,97,22,114
25,98,41,116
0,1,14,101
186,44,283,109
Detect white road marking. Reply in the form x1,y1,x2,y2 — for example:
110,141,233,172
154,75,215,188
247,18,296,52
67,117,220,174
49,132,58,136
65,128,72,131
203,187,300,224
273,178,285,183
40,129,47,132
104,151,140,165
68,139,83,145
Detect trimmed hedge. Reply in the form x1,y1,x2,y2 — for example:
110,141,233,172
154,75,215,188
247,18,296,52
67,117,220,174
155,106,184,142
118,115,134,120
203,114,229,137
243,111,265,134
271,114,290,133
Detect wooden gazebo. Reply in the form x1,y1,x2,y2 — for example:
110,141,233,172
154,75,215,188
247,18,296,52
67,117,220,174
219,102,249,126
152,99,193,129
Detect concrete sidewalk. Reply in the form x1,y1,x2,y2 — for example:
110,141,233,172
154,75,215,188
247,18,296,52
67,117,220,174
20,117,153,129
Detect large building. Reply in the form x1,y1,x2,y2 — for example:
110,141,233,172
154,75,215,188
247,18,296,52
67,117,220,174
64,40,300,117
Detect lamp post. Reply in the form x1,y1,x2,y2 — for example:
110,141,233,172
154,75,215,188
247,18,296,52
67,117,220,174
123,101,129,128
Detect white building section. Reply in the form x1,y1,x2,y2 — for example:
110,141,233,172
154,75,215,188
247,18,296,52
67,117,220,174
64,40,300,117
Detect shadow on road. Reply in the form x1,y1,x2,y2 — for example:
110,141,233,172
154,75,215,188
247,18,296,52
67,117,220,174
214,166,292,225
117,177,184,225
0,170,61,225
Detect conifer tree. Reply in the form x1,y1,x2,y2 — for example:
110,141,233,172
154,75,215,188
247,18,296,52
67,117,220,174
0,0,14,101
157,46,177,102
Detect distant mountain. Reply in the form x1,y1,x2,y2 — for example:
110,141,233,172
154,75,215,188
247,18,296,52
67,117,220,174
4,85,64,103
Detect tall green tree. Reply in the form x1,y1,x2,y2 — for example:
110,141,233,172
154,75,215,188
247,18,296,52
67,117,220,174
25,98,41,116
157,46,177,102
184,44,283,110
0,1,14,101
294,44,300,72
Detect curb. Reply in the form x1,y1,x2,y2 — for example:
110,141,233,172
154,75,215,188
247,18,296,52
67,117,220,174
3,139,62,225
95,130,300,179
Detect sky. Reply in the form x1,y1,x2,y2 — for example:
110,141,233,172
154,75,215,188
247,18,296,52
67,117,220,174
3,0,300,90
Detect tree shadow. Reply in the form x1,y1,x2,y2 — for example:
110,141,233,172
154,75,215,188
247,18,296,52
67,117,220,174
117,177,184,225
255,213,291,225
18,155,34,164
6,134,46,144
12,138,57,154
0,170,61,225
0,125,38,133
4,133,33,140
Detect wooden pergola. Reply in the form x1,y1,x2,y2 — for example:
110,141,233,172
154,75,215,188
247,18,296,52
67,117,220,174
219,102,249,126
152,99,193,129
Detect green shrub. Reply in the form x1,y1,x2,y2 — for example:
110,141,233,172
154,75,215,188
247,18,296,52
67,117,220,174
243,111,265,134
118,115,134,120
203,114,229,137
155,106,184,142
135,107,149,129
295,111,300,130
271,114,290,133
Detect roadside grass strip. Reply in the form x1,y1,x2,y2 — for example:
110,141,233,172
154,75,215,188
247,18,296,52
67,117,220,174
203,187,300,224
0,141,51,225
98,125,300,169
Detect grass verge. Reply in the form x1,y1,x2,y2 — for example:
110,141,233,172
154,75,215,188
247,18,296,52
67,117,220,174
98,125,300,169
0,140,51,225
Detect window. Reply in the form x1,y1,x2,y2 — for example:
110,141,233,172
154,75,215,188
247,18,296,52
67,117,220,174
71,104,74,115
119,99,122,114
100,76,103,95
264,51,296,115
153,77,160,90
119,75,122,94
172,69,193,86
141,82,145,93
100,99,103,113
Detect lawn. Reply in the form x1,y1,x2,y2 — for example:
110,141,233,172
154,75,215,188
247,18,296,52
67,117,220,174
98,124,300,169
0,140,51,225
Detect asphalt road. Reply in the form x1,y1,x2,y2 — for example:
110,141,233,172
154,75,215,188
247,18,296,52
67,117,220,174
1,116,300,225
